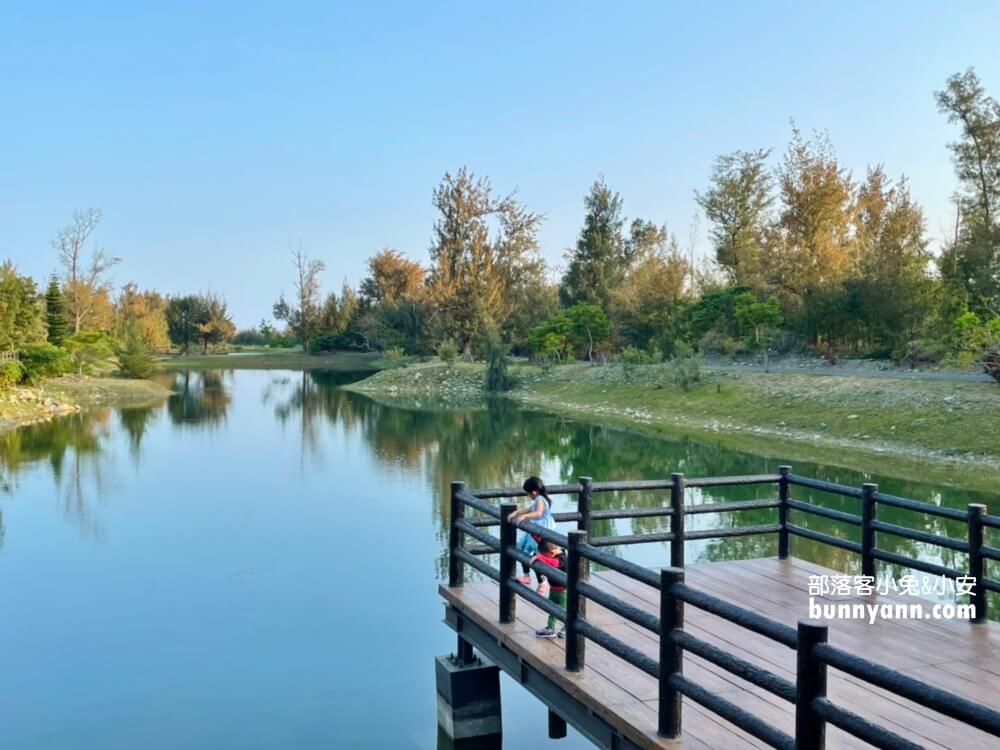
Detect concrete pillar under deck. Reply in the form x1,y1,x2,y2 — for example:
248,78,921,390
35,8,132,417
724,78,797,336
435,652,502,743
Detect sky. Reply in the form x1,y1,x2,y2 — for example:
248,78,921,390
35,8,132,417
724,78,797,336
2,1,999,327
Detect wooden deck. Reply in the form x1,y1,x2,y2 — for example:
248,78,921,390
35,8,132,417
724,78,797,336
440,557,1000,750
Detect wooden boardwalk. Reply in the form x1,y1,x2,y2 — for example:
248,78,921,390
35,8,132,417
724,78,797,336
441,557,1000,750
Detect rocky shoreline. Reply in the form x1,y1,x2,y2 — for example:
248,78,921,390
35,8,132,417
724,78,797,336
0,376,172,431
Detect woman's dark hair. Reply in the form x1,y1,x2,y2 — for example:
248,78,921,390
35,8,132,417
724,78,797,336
522,476,552,503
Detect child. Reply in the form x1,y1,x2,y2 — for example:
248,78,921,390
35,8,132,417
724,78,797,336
533,541,567,639
508,476,556,592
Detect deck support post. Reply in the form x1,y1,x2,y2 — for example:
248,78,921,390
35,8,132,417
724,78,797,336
565,530,588,672
658,567,684,738
861,483,878,579
670,473,685,569
435,653,502,743
778,465,791,559
547,709,567,739
795,619,828,750
449,481,466,587
577,476,592,534
499,502,518,623
968,504,987,623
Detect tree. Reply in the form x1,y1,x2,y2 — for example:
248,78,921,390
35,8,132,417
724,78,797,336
195,292,236,353
734,293,783,348
935,68,1000,312
565,303,611,361
117,325,159,379
274,246,326,353
65,331,116,375
114,282,170,350
611,240,692,354
44,275,69,346
766,127,856,340
696,149,773,286
0,262,44,351
165,295,205,353
360,249,425,305
560,178,628,308
426,168,544,357
850,167,933,349
52,208,120,333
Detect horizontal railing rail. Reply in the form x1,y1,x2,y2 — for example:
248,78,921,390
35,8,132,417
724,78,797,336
445,469,999,750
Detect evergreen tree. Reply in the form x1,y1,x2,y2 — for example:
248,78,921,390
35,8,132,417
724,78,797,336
45,276,69,346
117,325,158,379
560,178,627,308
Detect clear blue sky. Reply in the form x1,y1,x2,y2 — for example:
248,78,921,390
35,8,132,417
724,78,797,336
3,2,998,327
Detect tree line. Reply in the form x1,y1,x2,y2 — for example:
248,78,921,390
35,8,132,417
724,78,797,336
0,208,237,386
2,67,997,387
265,68,999,382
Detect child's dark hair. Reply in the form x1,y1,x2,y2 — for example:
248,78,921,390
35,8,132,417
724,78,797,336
522,476,552,503
540,540,561,554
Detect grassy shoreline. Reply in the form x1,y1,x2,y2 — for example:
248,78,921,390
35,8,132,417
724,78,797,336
0,376,172,432
159,349,386,372
347,361,1000,491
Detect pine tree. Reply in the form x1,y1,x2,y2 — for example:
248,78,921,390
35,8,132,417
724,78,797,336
45,275,69,346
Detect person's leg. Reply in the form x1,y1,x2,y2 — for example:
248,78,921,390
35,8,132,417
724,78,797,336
517,533,537,580
549,590,566,630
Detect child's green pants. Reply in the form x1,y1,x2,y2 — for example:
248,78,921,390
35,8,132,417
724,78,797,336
549,589,567,629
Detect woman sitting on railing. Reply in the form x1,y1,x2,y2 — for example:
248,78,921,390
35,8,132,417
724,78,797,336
508,476,556,593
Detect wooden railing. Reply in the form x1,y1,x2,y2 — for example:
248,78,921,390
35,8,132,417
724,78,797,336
447,469,1000,749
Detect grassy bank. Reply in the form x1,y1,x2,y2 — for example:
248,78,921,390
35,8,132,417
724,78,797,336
0,376,172,431
160,349,386,372
347,361,1000,490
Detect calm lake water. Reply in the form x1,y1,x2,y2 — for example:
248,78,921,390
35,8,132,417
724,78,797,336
0,369,993,749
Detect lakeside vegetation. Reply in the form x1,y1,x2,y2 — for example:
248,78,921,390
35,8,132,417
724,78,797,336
1,68,999,450
261,68,1000,386
158,349,385,372
347,360,1000,490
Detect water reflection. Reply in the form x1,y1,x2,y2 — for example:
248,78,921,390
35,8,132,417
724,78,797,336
0,410,115,539
165,370,233,428
0,369,994,613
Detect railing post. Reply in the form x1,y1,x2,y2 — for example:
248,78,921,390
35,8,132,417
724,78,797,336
499,502,518,623
968,503,987,624
778,465,791,559
449,481,466,588
577,476,592,534
565,530,588,672
795,619,828,750
658,567,684,738
861,483,878,579
670,473,686,569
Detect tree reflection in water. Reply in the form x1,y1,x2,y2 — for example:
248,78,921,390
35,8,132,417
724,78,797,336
0,367,992,605
0,410,115,539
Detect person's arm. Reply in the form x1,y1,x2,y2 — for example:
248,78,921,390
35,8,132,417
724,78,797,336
517,498,544,522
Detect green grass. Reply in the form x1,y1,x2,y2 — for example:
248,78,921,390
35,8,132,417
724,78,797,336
159,349,386,372
348,360,1000,491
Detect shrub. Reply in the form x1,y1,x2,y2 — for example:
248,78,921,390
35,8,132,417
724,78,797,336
384,346,408,369
437,339,459,365
117,330,159,379
309,333,340,353
232,328,268,346
895,339,949,368
0,359,24,390
484,330,512,392
19,343,72,384
668,355,704,392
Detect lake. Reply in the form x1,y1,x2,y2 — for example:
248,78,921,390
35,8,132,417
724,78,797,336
0,369,992,749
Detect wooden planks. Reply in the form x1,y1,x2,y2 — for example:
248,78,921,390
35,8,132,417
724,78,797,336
441,557,1000,750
